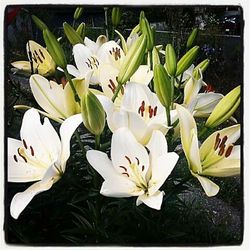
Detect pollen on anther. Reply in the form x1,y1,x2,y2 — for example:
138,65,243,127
22,139,28,149
142,165,145,171
30,146,35,156
122,172,129,177
220,136,228,147
119,166,127,172
135,157,140,165
153,106,157,116
13,155,18,162
125,156,132,164
214,133,221,150
218,145,225,156
225,145,234,158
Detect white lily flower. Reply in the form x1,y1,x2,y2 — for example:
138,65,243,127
67,38,124,84
87,128,179,210
11,40,56,76
29,72,91,121
8,109,83,219
98,82,171,145
176,104,240,197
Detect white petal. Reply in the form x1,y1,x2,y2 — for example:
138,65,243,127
95,35,108,49
130,65,153,85
10,164,60,219
59,114,83,169
136,191,164,210
184,76,203,105
8,138,46,182
11,61,31,72
30,74,67,119
66,64,81,78
111,127,149,178
84,37,99,54
193,173,219,197
20,109,61,166
148,152,179,195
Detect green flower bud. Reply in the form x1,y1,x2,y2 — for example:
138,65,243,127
63,22,84,45
76,22,86,40
165,44,177,76
117,34,147,85
112,7,121,28
152,47,160,70
154,64,173,108
74,7,84,20
140,11,145,20
205,86,241,128
176,45,199,77
31,15,48,31
140,16,154,51
186,28,198,50
193,59,210,80
43,29,67,69
81,91,106,135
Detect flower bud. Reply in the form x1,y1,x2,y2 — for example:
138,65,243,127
73,7,84,20
152,47,160,70
63,22,84,45
43,29,67,69
175,46,199,77
154,64,173,108
81,91,106,135
139,15,154,51
112,7,121,28
76,22,86,40
205,85,241,128
31,15,48,31
186,28,198,50
165,44,177,77
193,59,210,79
117,34,147,85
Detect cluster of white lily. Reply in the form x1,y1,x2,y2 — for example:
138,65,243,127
8,10,241,220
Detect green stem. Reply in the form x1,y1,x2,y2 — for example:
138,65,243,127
100,141,111,151
165,106,171,127
178,73,184,91
171,76,175,109
104,7,109,40
64,68,81,105
112,83,122,102
95,134,101,150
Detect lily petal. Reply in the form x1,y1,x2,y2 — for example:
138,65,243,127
192,172,219,197
130,65,153,85
136,191,164,210
11,61,32,73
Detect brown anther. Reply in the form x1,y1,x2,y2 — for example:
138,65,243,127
39,49,45,59
17,148,27,163
153,106,157,116
122,172,130,177
220,136,228,147
34,50,39,56
13,155,18,162
30,146,34,156
33,56,38,63
149,106,153,118
142,165,145,171
112,47,115,52
85,62,90,68
121,86,124,95
87,58,91,64
218,145,225,156
22,139,28,149
109,79,116,89
225,145,234,158
214,133,221,150
108,84,115,93
125,156,132,164
37,55,43,64
119,166,127,172
96,59,100,66
135,157,140,165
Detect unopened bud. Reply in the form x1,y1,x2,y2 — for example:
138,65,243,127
43,29,67,69
205,85,241,128
63,22,84,45
176,46,199,77
74,7,84,20
76,22,86,40
165,44,177,76
117,34,147,85
139,14,154,51
32,15,48,31
193,59,210,79
186,28,198,50
152,47,160,70
154,64,173,108
112,7,121,28
81,91,106,135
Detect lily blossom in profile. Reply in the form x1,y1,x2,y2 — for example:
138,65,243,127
176,104,240,197
98,82,171,145
11,40,56,76
8,109,82,219
87,128,179,210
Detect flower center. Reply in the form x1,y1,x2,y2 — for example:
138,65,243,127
109,47,121,61
214,133,234,158
13,139,47,168
108,79,124,95
31,49,46,65
138,100,158,119
119,155,147,190
85,56,99,70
